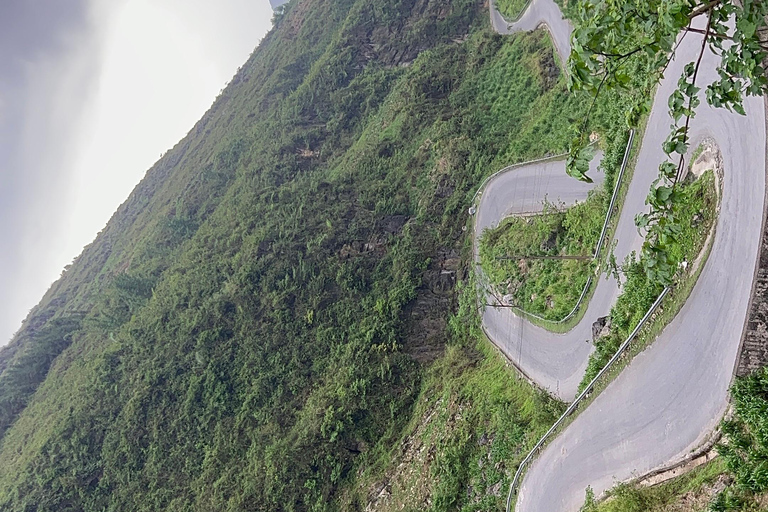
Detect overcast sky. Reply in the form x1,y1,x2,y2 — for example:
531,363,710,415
0,0,274,345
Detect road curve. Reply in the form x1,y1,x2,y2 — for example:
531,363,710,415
478,3,767,511
475,156,605,398
489,0,572,63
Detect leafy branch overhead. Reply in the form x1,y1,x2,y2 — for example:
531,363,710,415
567,0,768,285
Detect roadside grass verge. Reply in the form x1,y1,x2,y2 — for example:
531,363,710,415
579,169,719,390
478,190,605,321
581,458,727,512
495,0,533,22
512,280,597,333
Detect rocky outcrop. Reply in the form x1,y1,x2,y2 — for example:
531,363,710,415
591,316,611,342
402,248,460,363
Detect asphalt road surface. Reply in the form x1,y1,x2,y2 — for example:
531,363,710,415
476,2,767,510
489,0,572,63
475,156,607,400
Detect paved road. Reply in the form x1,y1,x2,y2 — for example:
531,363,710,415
475,156,608,400
489,0,572,63
477,3,767,510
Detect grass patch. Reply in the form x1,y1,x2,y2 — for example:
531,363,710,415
495,0,533,21
479,190,606,321
582,458,727,511
512,276,598,333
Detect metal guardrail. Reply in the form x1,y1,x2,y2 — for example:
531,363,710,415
505,286,671,512
469,130,642,510
595,130,635,262
473,130,635,325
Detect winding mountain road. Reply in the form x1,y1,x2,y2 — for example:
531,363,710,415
489,0,572,63
479,0,767,510
476,155,608,400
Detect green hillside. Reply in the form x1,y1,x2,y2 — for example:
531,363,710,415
0,0,639,510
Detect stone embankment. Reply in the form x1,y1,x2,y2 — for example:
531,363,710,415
736,203,768,376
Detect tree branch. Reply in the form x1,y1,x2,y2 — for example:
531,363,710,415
683,26,728,39
578,67,613,137
661,27,691,76
689,0,723,20
675,12,713,184
584,45,644,59
497,255,591,261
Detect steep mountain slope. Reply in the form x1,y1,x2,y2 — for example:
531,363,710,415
0,0,638,510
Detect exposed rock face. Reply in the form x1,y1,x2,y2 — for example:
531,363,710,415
487,481,503,497
537,49,560,90
540,228,559,252
380,215,409,235
270,0,290,9
690,145,718,179
402,248,460,363
591,316,611,342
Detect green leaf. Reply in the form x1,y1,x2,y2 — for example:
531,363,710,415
737,19,757,39
655,186,674,203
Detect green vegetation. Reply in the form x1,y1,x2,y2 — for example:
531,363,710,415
581,458,727,512
494,0,531,21
0,0,762,511
0,316,82,439
0,0,644,510
341,280,563,511
478,190,605,320
580,170,718,389
711,367,768,510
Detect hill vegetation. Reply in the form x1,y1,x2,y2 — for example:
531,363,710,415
478,190,605,320
494,0,530,21
0,0,650,510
